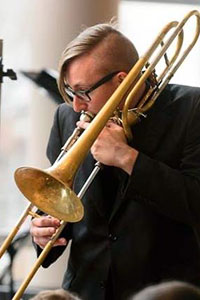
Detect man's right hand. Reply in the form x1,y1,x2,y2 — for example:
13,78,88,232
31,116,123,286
30,216,68,249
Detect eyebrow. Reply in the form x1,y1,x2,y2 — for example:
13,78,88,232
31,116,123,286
67,82,90,91
75,83,90,90
65,74,90,89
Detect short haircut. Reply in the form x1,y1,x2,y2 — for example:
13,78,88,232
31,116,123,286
57,21,139,104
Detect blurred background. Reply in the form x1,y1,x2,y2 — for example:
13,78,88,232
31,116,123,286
0,0,199,299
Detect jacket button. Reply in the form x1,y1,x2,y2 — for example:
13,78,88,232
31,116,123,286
100,281,106,289
108,233,118,242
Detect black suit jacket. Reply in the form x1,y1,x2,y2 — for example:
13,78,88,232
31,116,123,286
38,84,200,300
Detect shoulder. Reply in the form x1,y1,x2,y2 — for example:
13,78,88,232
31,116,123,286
56,103,80,124
166,84,200,130
55,103,80,137
159,84,200,117
152,84,200,132
167,83,200,104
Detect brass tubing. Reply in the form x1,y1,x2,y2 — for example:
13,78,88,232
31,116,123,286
0,203,34,258
122,10,200,140
12,220,67,300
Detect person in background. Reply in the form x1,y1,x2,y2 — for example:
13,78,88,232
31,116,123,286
131,281,200,300
30,288,81,300
30,20,200,300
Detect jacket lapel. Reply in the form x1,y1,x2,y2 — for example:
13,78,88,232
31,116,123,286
109,86,177,221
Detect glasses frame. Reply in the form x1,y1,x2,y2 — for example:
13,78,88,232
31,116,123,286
64,70,120,102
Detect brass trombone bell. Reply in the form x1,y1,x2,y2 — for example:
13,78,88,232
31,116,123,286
14,167,84,222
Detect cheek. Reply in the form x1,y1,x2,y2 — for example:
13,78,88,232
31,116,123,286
90,84,118,114
89,101,107,114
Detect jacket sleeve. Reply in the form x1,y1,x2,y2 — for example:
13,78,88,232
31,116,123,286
46,104,63,165
123,95,200,226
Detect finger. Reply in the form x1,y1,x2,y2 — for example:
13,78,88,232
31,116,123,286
76,120,90,130
106,120,121,128
30,225,57,238
53,238,68,247
33,236,51,248
106,120,114,127
34,236,67,249
31,216,60,228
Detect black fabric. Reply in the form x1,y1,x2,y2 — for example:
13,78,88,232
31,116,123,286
36,84,200,300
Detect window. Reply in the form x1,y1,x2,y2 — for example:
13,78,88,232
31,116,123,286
119,1,200,87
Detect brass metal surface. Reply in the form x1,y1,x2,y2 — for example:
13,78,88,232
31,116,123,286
14,167,84,222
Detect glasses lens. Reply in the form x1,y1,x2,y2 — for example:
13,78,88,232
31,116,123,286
65,89,74,100
65,86,90,102
75,91,90,102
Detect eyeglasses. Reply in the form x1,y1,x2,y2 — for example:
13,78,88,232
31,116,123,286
64,71,119,102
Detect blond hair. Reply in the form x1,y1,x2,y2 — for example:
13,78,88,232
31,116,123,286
132,281,200,300
30,288,80,300
57,22,139,104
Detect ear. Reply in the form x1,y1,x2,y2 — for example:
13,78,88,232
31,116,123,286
117,72,127,84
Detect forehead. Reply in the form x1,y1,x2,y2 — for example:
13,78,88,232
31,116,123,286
65,54,100,85
65,41,112,86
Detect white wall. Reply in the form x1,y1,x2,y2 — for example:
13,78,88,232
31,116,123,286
119,1,200,87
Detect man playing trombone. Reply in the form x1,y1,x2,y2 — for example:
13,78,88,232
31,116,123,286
31,19,200,300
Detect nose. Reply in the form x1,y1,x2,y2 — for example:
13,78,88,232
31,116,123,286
72,96,88,113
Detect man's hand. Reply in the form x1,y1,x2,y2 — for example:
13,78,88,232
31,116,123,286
77,120,138,175
30,216,68,249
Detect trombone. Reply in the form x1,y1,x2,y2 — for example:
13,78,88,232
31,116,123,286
0,10,200,300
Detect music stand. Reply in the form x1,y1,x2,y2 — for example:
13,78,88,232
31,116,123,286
21,69,64,105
